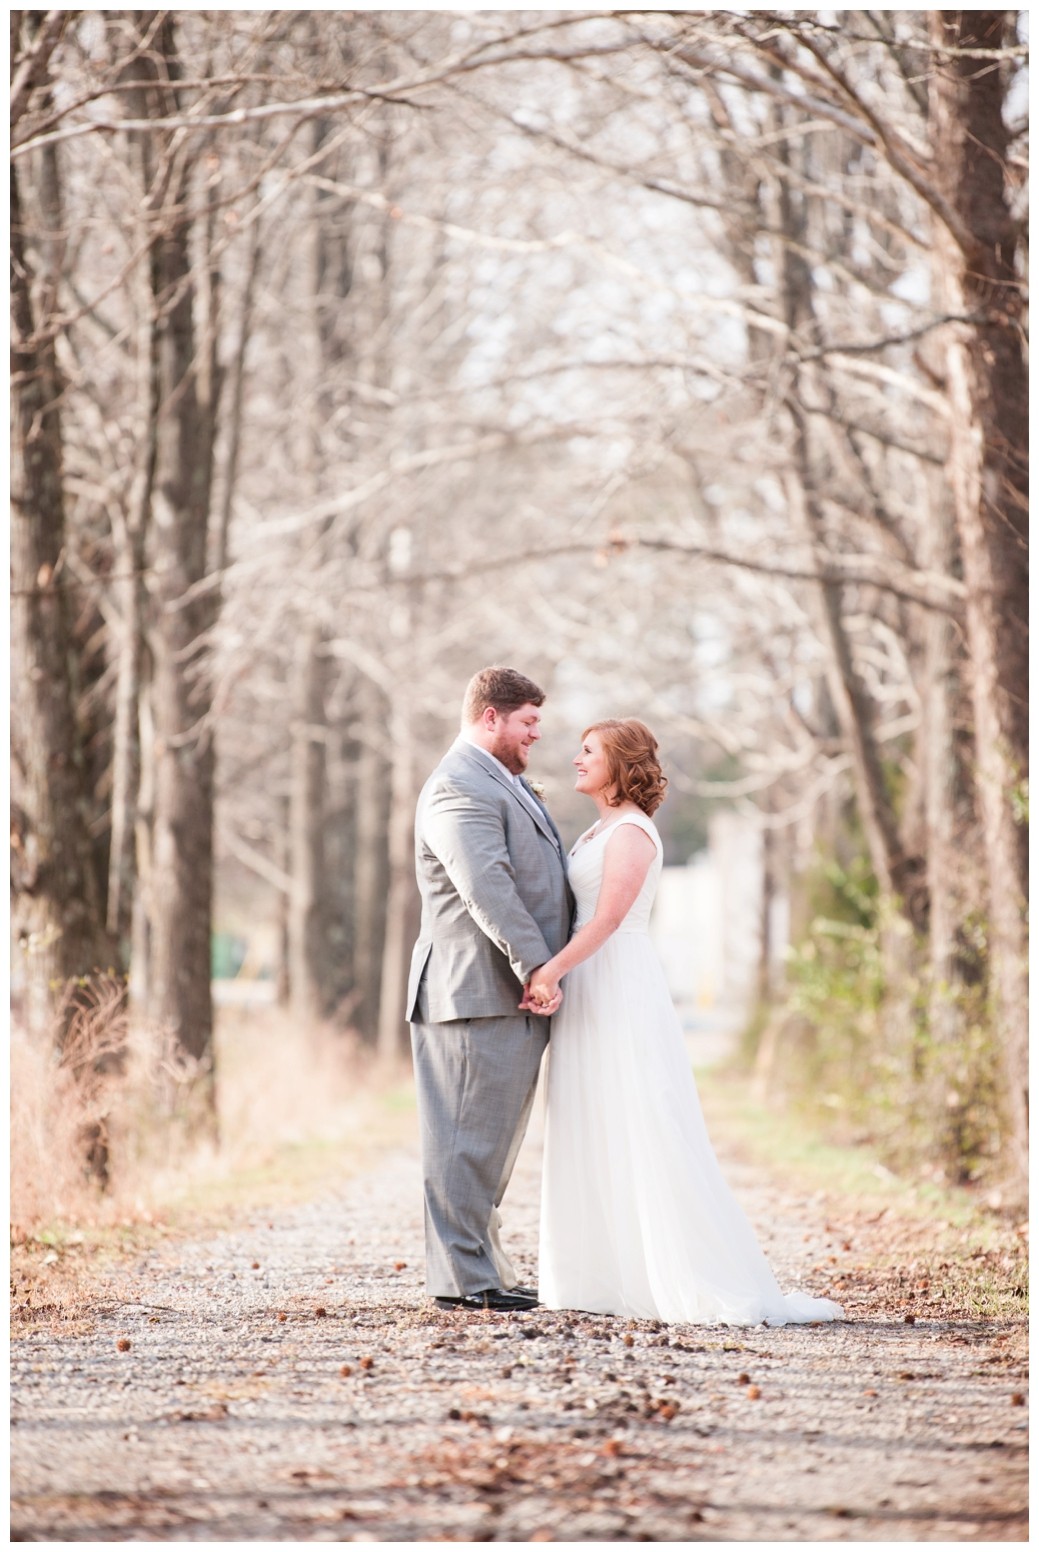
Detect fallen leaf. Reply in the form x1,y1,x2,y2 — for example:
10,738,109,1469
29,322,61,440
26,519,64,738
174,1401,229,1422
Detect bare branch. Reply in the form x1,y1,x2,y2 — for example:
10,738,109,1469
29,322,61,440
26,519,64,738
216,822,292,895
9,10,69,132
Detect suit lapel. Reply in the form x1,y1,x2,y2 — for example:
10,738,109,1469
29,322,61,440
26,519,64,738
454,741,561,851
518,777,566,853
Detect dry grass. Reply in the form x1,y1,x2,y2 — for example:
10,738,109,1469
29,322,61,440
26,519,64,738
10,993,413,1334
11,976,134,1238
11,989,415,1327
214,1004,383,1167
177,1006,416,1220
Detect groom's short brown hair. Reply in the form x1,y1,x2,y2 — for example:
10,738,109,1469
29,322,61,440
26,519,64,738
463,666,545,724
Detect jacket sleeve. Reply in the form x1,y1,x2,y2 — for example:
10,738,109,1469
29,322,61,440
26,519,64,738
422,779,551,985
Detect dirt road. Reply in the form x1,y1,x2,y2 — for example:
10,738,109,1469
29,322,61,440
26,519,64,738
10,1093,1028,1542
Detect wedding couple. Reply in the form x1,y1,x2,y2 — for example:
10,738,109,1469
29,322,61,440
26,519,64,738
407,666,842,1325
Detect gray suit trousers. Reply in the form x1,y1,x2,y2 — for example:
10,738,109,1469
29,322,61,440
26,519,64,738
411,986,548,1296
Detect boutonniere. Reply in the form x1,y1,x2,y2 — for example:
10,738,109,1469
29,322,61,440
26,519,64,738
528,780,547,801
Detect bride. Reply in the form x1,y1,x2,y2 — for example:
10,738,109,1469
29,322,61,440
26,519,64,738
523,719,843,1326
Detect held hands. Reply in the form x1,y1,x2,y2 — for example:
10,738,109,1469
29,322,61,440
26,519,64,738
520,964,563,1017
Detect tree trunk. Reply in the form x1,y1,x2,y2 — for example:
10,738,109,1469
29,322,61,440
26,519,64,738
351,678,390,1042
107,295,158,957
755,800,775,1007
919,473,978,1171
782,413,925,916
288,624,327,1024
107,532,147,958
273,794,290,1008
138,17,220,1118
929,10,1029,1186
770,117,923,928
10,154,117,1037
377,703,418,1065
103,34,165,961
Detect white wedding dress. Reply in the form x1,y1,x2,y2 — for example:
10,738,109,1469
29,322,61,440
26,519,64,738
539,812,844,1326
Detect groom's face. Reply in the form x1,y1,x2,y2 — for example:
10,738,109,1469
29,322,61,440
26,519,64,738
488,702,542,775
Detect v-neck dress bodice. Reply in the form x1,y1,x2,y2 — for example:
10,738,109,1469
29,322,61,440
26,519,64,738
568,812,662,933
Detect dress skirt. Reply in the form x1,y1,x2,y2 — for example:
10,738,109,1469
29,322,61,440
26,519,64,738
539,925,842,1326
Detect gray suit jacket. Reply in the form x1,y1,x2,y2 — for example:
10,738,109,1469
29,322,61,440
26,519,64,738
407,738,573,1023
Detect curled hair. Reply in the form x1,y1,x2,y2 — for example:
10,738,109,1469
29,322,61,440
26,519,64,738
463,665,545,723
584,719,668,816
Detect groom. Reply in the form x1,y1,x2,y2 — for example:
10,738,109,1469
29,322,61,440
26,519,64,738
407,666,573,1312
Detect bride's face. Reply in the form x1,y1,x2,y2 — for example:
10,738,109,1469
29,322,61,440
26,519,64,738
574,732,613,800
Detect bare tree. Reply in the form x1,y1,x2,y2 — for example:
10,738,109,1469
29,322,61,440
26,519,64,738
10,9,1026,1186
10,14,118,1040
928,10,1028,1180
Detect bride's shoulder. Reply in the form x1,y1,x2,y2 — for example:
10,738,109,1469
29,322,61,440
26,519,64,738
611,810,661,845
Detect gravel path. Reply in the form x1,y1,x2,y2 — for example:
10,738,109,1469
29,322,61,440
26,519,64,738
11,1095,1028,1542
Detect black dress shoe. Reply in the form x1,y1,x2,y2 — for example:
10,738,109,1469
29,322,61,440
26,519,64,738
509,1284,538,1300
434,1287,538,1312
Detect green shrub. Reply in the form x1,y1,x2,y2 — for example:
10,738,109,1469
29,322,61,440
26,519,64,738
768,853,1002,1181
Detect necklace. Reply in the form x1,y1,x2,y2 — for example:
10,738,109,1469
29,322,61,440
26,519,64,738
581,812,626,846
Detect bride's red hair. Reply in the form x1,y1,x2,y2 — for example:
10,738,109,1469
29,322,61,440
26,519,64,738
584,719,668,816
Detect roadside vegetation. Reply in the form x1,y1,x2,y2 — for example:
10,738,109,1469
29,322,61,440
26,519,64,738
699,1065,1027,1327
10,1003,415,1331
12,992,1026,1343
